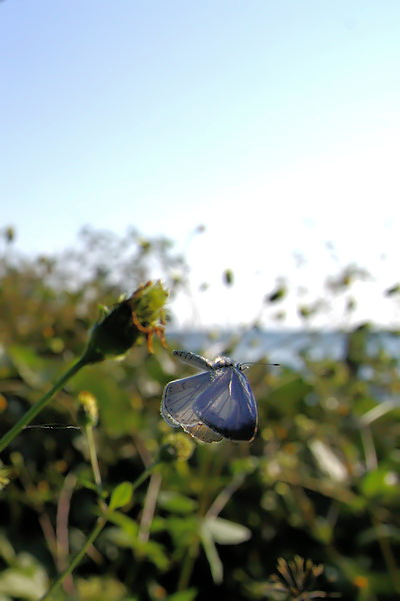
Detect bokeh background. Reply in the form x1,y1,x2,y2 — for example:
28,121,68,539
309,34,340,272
2,0,400,329
1,2,400,600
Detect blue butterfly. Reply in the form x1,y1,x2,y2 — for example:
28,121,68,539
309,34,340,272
161,350,258,443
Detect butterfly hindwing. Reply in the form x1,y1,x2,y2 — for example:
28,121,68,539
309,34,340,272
183,422,224,443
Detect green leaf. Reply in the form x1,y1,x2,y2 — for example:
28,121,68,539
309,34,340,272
265,286,286,303
0,552,48,600
0,533,16,564
164,516,200,554
360,467,399,502
107,512,139,537
385,283,400,296
109,481,134,510
158,491,198,514
8,345,51,388
202,517,251,545
266,377,313,412
75,575,128,601
105,526,169,571
223,269,234,286
137,540,170,571
358,524,400,546
69,366,139,436
200,523,223,584
77,475,107,496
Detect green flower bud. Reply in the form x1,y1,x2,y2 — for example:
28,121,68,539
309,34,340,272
77,391,99,427
83,281,168,363
158,433,195,463
0,463,10,491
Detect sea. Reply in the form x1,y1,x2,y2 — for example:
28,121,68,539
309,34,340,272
166,327,400,369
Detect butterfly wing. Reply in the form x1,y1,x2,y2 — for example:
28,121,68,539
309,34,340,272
183,422,224,443
161,372,224,442
193,367,258,442
161,371,211,422
172,350,214,371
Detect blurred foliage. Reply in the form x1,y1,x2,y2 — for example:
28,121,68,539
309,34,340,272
223,269,234,287
1,227,400,600
265,285,287,304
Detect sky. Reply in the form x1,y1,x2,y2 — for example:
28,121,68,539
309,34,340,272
1,1,400,329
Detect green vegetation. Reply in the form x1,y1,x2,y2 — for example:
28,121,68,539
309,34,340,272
0,227,399,600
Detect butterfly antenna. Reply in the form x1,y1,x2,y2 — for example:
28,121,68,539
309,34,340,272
240,362,280,368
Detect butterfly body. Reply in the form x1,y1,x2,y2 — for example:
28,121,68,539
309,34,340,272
161,350,258,443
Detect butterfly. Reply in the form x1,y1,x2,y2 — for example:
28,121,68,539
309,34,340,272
161,350,258,443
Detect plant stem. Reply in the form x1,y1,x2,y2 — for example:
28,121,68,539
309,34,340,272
132,460,162,492
371,512,400,593
0,357,88,453
178,449,215,590
85,424,103,493
39,459,162,601
177,536,200,591
39,514,107,601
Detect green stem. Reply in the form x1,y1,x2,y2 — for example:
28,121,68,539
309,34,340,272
371,512,400,593
85,424,103,493
39,459,162,601
0,356,88,453
178,536,200,591
131,460,162,492
178,450,215,590
39,514,107,601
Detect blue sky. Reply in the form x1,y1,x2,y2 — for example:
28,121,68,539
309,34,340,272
1,1,400,328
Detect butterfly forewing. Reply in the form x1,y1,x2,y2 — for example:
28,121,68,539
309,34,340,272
193,366,258,442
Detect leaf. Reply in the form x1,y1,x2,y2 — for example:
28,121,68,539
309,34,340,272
308,439,348,482
158,491,198,514
8,345,51,388
0,533,16,564
385,283,400,296
109,482,134,510
76,475,107,496
223,269,234,286
164,516,200,554
265,286,286,303
358,524,400,546
76,575,128,601
107,512,139,537
0,552,48,600
200,523,223,584
167,589,198,601
360,467,399,502
105,526,169,571
69,366,139,436
202,517,251,545
266,377,313,412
